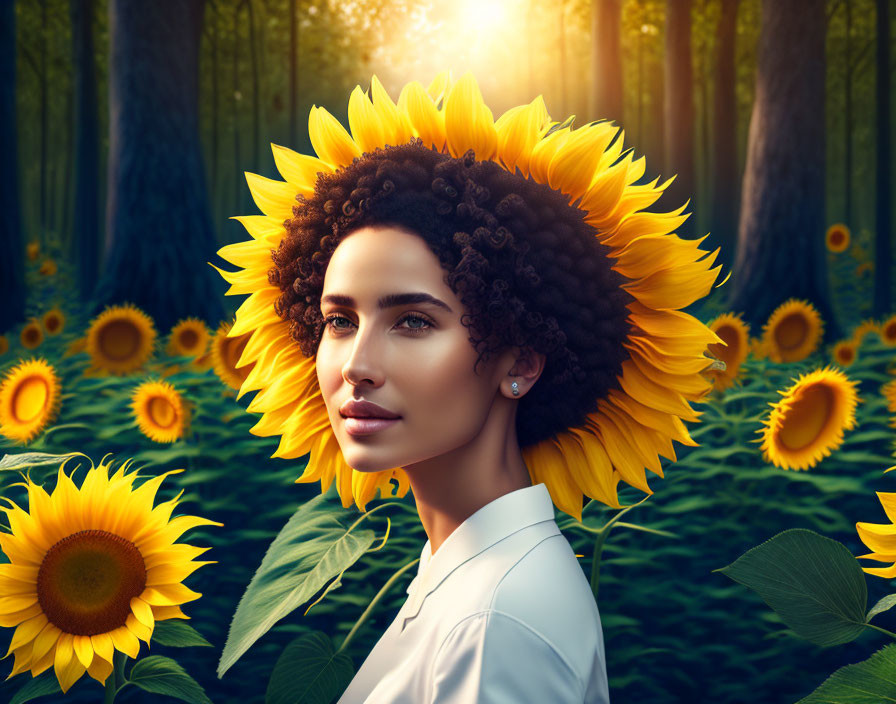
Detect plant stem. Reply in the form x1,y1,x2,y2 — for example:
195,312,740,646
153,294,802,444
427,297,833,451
866,622,896,640
335,557,420,655
103,650,127,704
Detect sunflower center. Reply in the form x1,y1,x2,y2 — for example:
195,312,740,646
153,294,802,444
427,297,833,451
148,397,176,428
778,384,833,451
25,329,39,343
830,231,844,246
774,314,808,350
714,326,740,363
887,323,896,339
99,321,140,360
37,529,147,636
12,375,49,422
179,329,199,350
46,317,60,332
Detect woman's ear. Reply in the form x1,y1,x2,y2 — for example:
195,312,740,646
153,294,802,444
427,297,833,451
504,347,546,398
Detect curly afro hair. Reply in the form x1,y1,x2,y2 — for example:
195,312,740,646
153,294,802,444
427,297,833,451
268,138,636,449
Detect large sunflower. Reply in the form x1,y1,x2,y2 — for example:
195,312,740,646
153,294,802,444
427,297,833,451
130,380,190,443
0,359,62,444
210,73,726,520
0,455,221,693
754,366,860,470
85,304,157,376
760,298,824,363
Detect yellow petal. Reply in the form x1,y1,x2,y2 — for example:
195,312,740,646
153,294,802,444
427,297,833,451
271,143,332,193
245,172,298,221
130,596,156,631
348,84,386,154
443,72,497,161
308,106,361,168
398,81,446,152
369,75,413,146
427,70,453,104
6,613,47,656
495,96,550,177
90,632,114,666
109,625,140,659
547,122,618,201
72,634,93,669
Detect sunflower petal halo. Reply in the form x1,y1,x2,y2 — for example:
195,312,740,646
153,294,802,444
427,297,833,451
211,73,726,522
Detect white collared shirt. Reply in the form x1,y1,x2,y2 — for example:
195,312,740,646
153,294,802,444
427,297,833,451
336,482,611,703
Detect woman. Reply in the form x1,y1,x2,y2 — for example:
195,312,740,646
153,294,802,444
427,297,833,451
214,72,723,703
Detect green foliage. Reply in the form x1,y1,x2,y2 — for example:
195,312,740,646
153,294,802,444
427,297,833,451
8,671,61,704
797,644,896,704
265,631,354,704
714,528,869,647
126,655,213,704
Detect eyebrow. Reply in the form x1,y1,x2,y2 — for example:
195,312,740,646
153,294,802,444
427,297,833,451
320,292,454,313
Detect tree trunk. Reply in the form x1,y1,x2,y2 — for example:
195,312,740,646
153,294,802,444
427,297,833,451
729,0,837,340
94,0,225,331
845,0,853,226
874,0,891,315
289,0,298,147
70,0,101,302
663,0,696,238
591,0,623,125
247,0,259,169
710,0,739,272
40,0,48,239
0,0,25,333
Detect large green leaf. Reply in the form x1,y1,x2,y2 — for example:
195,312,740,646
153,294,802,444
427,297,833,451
217,485,378,677
797,644,896,703
265,631,355,704
0,452,83,472
127,655,213,704
713,528,867,646
8,671,61,704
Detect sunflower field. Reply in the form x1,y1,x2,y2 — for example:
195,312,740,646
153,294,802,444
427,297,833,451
4,0,896,703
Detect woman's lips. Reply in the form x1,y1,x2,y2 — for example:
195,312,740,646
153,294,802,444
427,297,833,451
343,417,401,436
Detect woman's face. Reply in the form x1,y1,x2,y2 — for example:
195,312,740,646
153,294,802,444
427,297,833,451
315,225,509,473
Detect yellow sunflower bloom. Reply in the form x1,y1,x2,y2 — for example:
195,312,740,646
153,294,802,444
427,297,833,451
880,314,896,347
0,455,222,693
41,308,65,337
86,304,157,376
704,313,750,391
825,223,850,253
760,298,824,363
20,321,42,351
0,359,62,444
211,72,726,520
25,242,40,262
165,318,210,359
832,340,857,367
38,259,57,277
210,320,255,392
755,366,860,470
851,318,881,346
130,380,190,443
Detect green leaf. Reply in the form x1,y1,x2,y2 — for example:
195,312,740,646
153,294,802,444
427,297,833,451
217,486,378,677
797,643,896,703
0,452,84,472
265,631,354,704
713,528,868,646
868,594,896,623
127,655,213,704
152,619,214,648
8,670,62,704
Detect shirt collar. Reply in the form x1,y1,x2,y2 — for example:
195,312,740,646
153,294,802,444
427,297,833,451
404,482,555,607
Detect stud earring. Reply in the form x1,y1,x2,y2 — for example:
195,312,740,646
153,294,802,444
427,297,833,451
511,381,520,396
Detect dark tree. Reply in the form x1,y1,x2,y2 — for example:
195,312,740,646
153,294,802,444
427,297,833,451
591,0,623,125
874,0,891,314
663,0,696,238
710,0,739,271
728,0,838,339
70,0,101,302
0,0,24,333
93,0,225,331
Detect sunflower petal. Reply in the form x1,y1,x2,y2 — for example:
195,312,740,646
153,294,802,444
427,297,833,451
308,106,361,168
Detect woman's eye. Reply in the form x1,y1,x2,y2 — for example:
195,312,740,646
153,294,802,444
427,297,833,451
322,313,433,334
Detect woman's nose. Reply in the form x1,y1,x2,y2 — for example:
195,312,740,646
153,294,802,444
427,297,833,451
341,322,384,387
